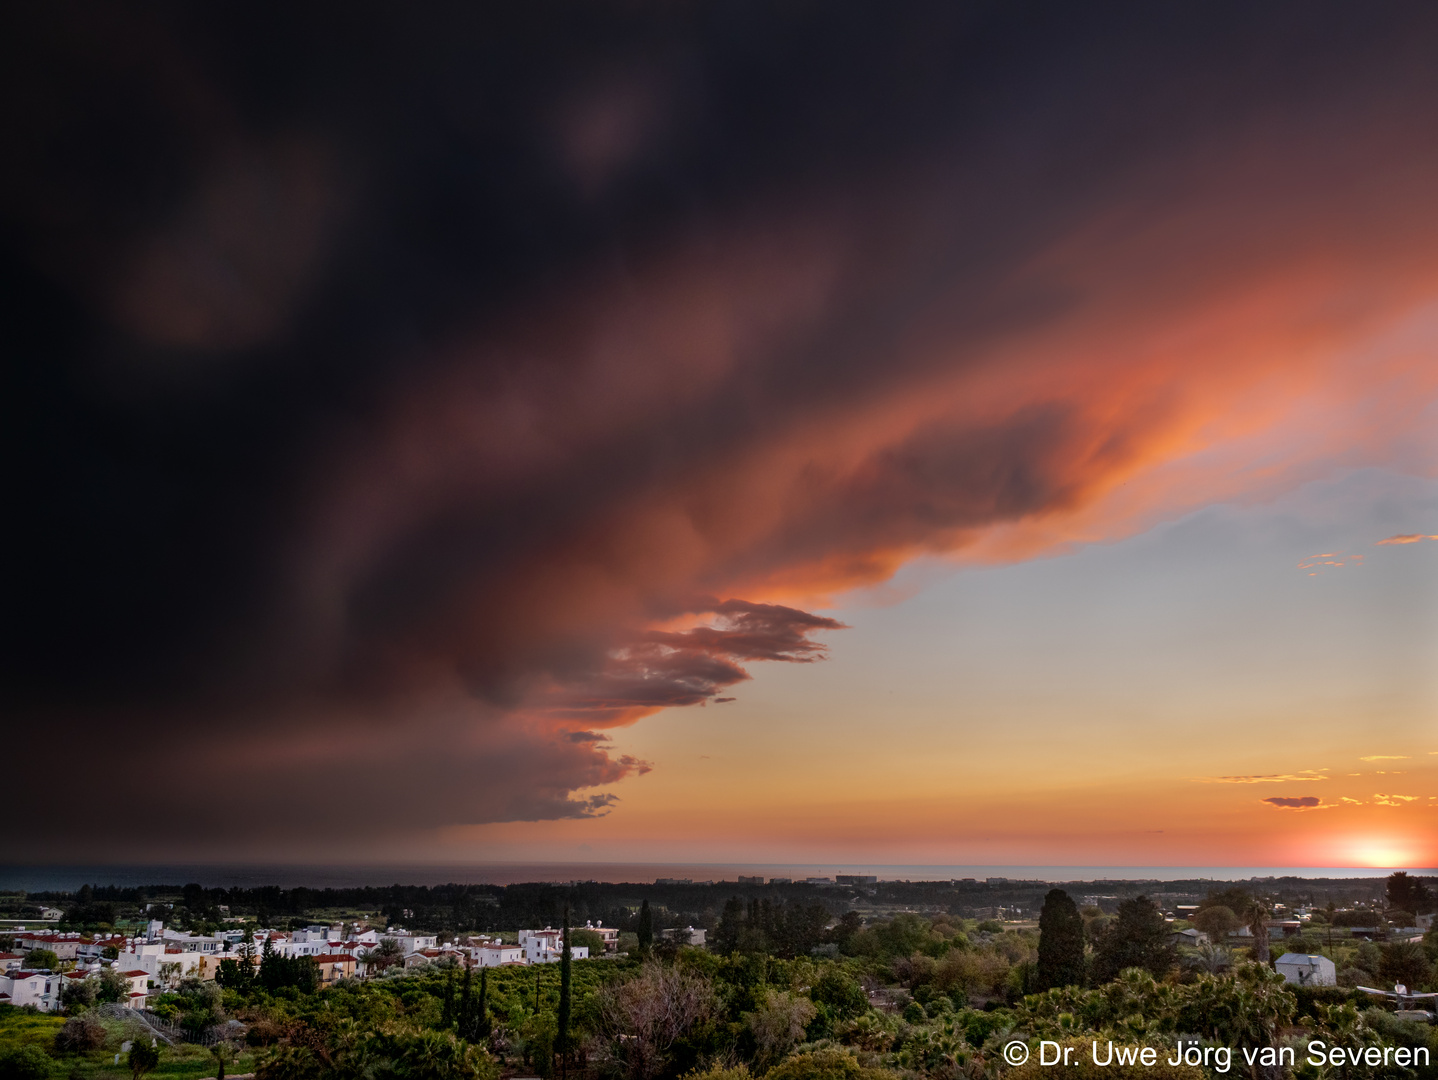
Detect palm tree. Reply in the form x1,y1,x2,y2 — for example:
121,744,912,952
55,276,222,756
1189,943,1234,975
208,1042,234,1080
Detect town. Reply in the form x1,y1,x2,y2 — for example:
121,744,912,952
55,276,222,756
1,872,1434,1080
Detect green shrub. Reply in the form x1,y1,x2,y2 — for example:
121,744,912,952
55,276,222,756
0,1046,53,1080
763,1049,897,1080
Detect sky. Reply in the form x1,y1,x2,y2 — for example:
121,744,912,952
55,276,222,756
4,1,1436,869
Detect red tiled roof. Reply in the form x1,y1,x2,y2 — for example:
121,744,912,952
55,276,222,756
122,970,149,978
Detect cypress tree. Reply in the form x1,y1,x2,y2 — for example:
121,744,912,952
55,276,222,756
441,968,456,1029
477,967,491,1039
1036,888,1087,989
458,964,473,1038
637,899,653,954
556,907,572,1077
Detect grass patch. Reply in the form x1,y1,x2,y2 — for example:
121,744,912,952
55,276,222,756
0,1008,257,1080
0,1008,64,1053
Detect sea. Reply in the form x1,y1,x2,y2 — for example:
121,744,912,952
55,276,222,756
0,864,1430,892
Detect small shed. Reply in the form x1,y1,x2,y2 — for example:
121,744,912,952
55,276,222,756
1275,952,1336,987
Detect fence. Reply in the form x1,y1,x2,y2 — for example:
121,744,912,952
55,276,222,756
91,1002,240,1047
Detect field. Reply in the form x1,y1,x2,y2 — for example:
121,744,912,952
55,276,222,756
0,1007,259,1080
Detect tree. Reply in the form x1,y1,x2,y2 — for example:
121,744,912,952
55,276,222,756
636,900,654,955
128,1042,161,1080
1199,887,1255,915
459,963,473,1032
97,965,130,1003
360,937,404,975
210,1043,235,1080
442,968,456,1028
0,1045,55,1080
258,945,318,992
827,911,864,954
60,976,98,1011
810,967,867,1020
24,949,59,971
1197,889,1270,962
598,962,717,1080
1387,872,1433,915
1036,888,1086,990
568,928,605,954
556,907,572,1077
1246,903,1271,965
1092,896,1176,982
712,898,744,955
55,1014,106,1052
1191,906,1241,943
747,990,817,1069
1379,941,1432,991
1186,943,1234,975
217,957,253,991
764,1049,896,1080
476,967,491,1040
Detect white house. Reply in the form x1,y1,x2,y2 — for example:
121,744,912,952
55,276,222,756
577,921,621,953
13,932,86,961
77,936,130,963
162,930,225,954
118,969,150,1008
1276,953,1336,987
278,938,335,958
290,925,342,944
383,933,439,955
470,943,524,967
660,926,706,947
0,970,64,1011
1171,927,1209,948
519,930,588,964
118,940,214,987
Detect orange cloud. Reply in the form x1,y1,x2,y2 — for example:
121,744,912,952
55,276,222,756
1196,771,1329,784
1375,533,1438,544
15,2,1438,860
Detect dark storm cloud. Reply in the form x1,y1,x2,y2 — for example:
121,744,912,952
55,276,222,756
7,1,1438,855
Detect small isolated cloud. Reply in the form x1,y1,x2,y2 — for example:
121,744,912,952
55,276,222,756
1298,551,1363,575
1372,793,1419,806
1198,770,1328,784
1375,533,1438,545
1359,754,1410,761
1341,797,1364,804
713,696,736,703
1263,796,1322,809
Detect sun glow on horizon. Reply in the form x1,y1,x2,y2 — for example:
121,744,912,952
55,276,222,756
1343,837,1426,869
